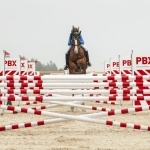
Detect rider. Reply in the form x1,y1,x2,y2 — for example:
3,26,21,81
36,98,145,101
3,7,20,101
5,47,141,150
64,26,92,70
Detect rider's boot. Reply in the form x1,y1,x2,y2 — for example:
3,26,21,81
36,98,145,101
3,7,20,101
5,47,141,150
64,53,69,70
85,50,91,67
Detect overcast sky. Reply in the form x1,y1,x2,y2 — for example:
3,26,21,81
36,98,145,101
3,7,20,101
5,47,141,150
0,0,150,72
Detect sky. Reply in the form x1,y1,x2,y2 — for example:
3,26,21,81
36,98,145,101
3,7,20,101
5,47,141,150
0,0,150,72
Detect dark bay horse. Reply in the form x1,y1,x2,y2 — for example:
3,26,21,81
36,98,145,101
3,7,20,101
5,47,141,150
67,31,87,111
68,32,87,74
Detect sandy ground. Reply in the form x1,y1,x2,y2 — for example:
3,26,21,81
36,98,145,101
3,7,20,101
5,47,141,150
0,100,150,150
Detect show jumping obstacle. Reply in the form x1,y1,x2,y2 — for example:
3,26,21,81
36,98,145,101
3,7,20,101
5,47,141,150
0,74,150,132
0,104,150,131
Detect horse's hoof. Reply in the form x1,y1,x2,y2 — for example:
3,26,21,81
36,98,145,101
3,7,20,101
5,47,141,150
71,107,74,112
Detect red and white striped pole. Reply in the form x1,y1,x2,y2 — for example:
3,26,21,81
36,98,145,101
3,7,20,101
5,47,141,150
0,105,149,132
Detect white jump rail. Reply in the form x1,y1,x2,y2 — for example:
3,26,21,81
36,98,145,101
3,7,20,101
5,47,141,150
0,95,150,102
0,82,150,88
0,89,150,95
0,74,150,81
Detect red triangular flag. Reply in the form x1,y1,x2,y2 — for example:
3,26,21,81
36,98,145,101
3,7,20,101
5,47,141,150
3,50,10,56
19,55,26,60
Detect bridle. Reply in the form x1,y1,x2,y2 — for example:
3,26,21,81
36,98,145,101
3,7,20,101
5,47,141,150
71,33,81,54
71,33,81,46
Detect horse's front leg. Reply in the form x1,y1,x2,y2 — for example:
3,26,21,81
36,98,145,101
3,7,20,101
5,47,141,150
69,61,77,74
77,58,86,74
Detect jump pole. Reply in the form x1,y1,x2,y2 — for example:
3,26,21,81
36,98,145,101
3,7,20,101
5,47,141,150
1,89,150,95
31,101,113,111
0,105,150,132
0,82,150,88
95,100,118,105
0,75,150,81
2,102,148,118
0,95,150,102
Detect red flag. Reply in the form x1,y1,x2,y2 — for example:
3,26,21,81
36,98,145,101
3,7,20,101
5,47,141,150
19,55,26,60
3,50,10,56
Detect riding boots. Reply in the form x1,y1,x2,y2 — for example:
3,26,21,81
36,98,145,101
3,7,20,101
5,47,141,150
84,50,92,67
64,53,69,70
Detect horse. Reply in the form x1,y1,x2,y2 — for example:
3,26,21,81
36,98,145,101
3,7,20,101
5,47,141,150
67,31,87,111
68,32,87,74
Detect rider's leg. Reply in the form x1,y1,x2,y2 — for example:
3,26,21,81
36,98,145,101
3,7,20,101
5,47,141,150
64,46,71,70
81,45,91,66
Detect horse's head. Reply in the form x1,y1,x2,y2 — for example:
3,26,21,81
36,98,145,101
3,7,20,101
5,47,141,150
71,27,81,54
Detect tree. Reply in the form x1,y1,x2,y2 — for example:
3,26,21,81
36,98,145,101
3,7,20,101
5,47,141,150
30,58,60,71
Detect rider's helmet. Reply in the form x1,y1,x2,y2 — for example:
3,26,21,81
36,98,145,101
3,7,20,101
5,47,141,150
71,26,80,34
71,26,81,39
